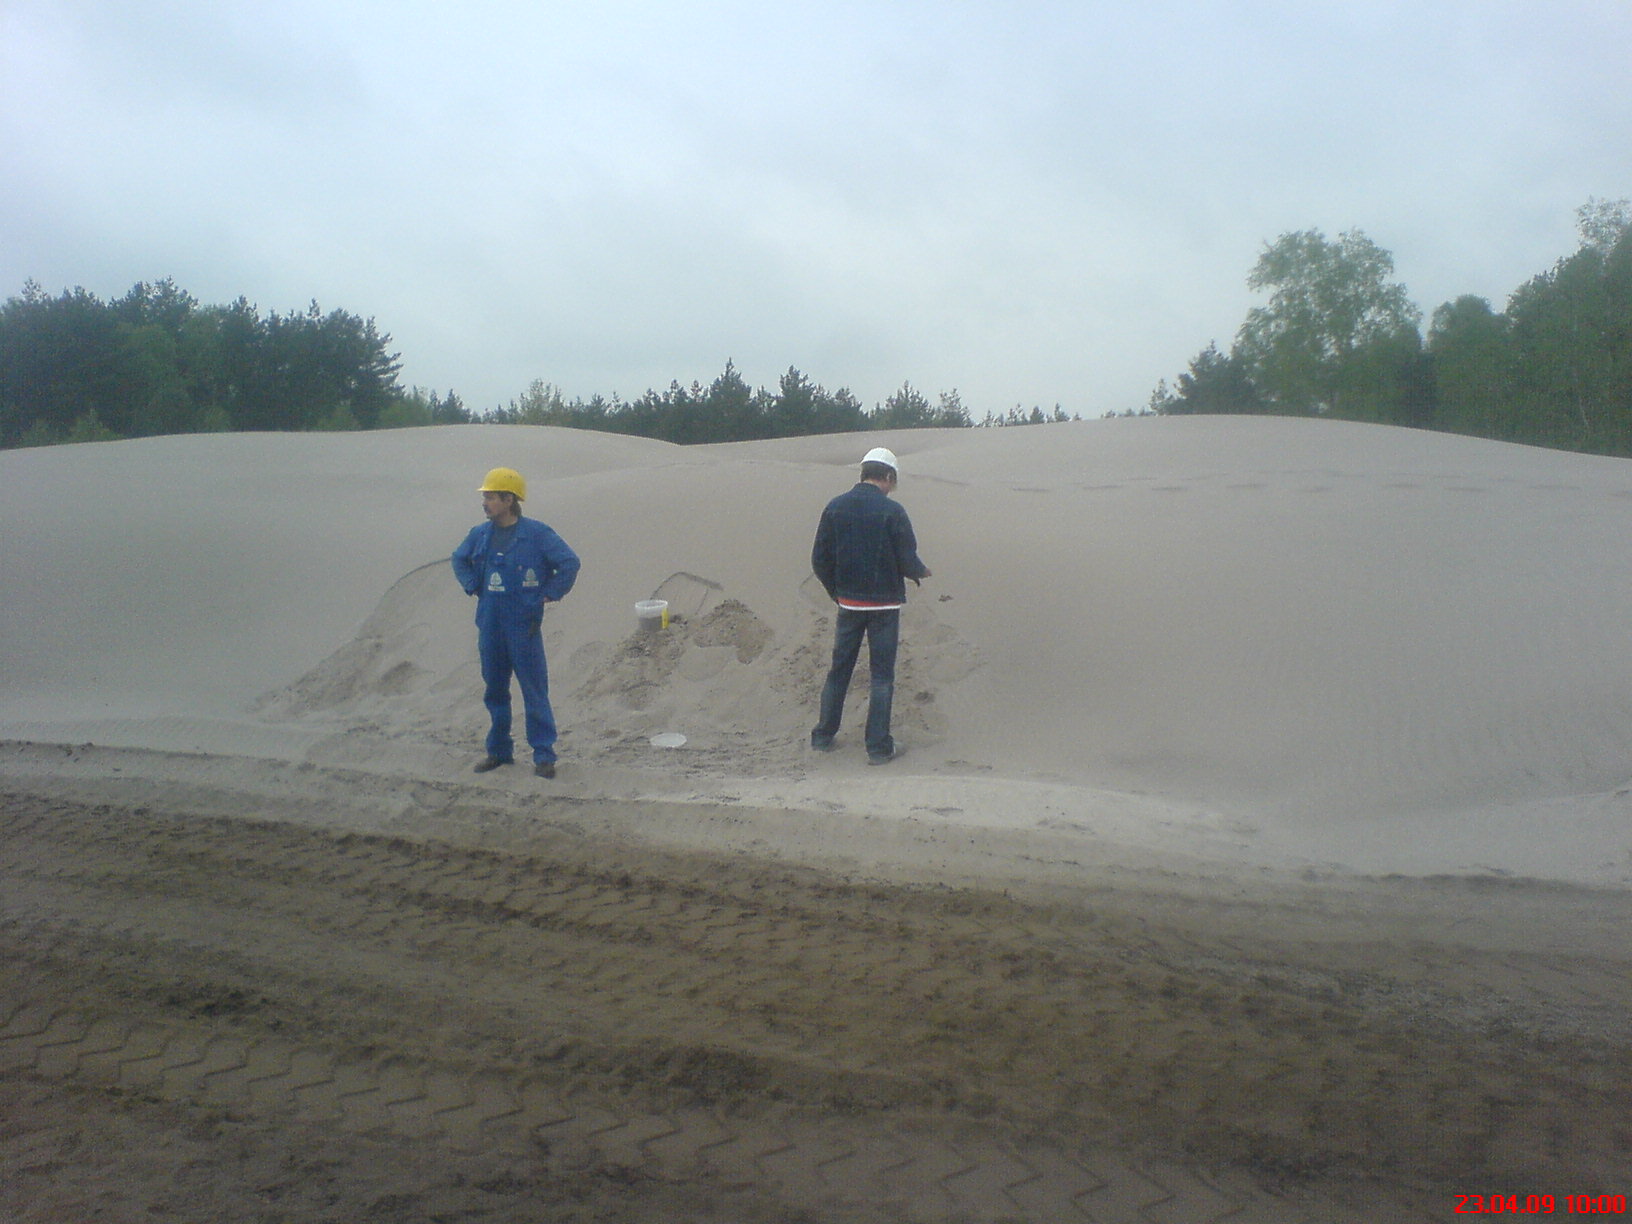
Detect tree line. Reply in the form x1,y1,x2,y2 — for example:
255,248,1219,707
475,365,1072,442
0,279,412,446
0,279,1070,448
1150,199,1632,455
8,199,1623,453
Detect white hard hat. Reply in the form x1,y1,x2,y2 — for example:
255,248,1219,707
860,446,899,471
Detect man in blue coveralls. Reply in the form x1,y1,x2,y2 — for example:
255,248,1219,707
452,467,581,778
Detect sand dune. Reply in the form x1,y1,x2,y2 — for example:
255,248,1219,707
8,416,1632,1220
3,416,1632,886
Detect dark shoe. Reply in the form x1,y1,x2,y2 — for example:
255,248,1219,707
472,756,510,773
534,761,556,779
867,745,903,766
810,735,837,753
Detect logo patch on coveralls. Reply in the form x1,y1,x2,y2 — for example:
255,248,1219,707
523,568,540,588
487,572,506,593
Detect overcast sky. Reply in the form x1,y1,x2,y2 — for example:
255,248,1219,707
3,1,1629,418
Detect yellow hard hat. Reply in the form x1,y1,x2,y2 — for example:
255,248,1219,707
478,467,526,501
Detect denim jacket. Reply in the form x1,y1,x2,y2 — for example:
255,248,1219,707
811,482,929,606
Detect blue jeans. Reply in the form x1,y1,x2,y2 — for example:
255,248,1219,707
479,622,557,764
812,608,899,758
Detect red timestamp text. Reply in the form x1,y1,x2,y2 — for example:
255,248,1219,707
1454,1195,1628,1215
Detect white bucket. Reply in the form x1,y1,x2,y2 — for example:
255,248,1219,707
635,599,669,633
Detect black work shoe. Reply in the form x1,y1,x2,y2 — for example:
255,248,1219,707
472,756,509,773
867,746,903,766
534,761,556,779
810,736,837,753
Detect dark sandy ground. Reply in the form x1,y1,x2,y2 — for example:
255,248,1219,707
3,772,1629,1223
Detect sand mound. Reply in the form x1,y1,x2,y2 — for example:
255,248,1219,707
257,560,472,718
4,416,1632,884
7,418,1631,1223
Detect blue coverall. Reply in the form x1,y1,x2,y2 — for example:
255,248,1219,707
452,516,581,765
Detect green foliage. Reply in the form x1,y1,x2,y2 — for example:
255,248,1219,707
1235,229,1423,417
375,387,471,429
376,389,434,429
0,278,408,446
1153,200,1632,457
431,389,470,424
67,409,120,444
978,403,1077,426
1497,199,1632,453
872,383,972,429
1427,296,1513,438
1161,344,1264,415
481,363,979,443
1,281,1058,448
770,367,868,436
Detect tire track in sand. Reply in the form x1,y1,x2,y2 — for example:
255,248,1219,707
4,792,1626,1221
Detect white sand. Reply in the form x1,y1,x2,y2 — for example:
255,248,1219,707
4,417,1631,888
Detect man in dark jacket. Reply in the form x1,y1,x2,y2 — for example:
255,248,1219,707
452,467,581,778
810,447,932,764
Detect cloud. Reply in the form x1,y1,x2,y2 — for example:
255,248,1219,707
3,0,1628,416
